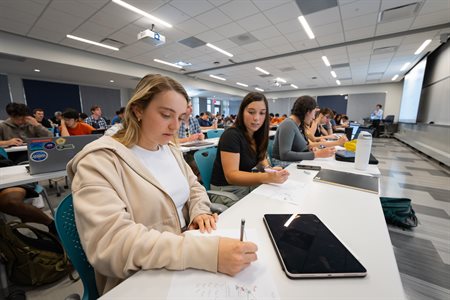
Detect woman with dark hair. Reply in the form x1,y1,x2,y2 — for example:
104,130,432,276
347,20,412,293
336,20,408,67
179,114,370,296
210,92,289,207
272,96,336,167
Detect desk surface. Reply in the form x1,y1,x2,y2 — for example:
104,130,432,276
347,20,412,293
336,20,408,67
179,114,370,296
4,145,27,153
101,163,404,299
0,165,67,189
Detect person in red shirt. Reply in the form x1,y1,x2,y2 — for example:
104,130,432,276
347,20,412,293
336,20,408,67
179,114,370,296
60,109,95,136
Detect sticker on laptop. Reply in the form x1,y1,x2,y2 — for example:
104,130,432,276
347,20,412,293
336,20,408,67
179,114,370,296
56,137,66,145
29,142,44,151
30,151,48,162
56,144,75,151
44,142,56,150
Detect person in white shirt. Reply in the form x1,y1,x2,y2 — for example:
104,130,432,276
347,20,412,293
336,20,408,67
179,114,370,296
370,104,383,137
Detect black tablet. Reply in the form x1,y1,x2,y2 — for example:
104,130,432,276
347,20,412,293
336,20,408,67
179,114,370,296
313,169,379,194
263,214,367,279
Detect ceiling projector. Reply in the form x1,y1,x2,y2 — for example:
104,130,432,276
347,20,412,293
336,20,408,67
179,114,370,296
137,29,166,46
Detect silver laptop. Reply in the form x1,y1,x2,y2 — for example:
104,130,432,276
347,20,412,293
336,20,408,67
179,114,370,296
26,135,101,175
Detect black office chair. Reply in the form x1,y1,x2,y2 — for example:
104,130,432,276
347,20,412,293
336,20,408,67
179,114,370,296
380,115,395,138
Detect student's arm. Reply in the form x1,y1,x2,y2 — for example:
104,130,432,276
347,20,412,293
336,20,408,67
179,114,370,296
26,116,52,137
278,122,314,161
0,138,24,147
59,119,70,137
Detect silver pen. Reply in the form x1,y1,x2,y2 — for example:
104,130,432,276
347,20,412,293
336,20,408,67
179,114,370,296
240,218,245,241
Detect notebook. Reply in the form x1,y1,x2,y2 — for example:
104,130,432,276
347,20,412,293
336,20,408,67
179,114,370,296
313,168,379,194
335,150,379,165
27,135,101,175
263,214,367,279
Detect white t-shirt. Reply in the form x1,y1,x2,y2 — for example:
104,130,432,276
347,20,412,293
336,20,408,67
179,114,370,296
131,144,189,228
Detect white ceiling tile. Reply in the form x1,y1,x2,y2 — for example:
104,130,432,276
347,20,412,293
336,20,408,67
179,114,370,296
340,0,381,19
0,8,39,26
207,0,232,7
28,27,66,43
251,25,282,41
368,63,388,73
195,8,233,29
306,7,341,27
270,43,296,54
0,18,32,35
343,13,378,31
261,35,290,47
284,31,305,43
49,1,101,19
0,0,48,16
275,18,304,35
219,0,260,21
263,1,301,24
313,22,343,37
214,22,246,37
241,41,267,51
195,30,225,43
177,18,208,35
108,24,144,45
237,13,272,32
344,25,376,41
291,39,320,50
376,18,414,35
74,21,115,39
210,38,236,50
420,0,450,14
170,0,214,17
373,37,404,48
252,0,291,11
411,9,450,28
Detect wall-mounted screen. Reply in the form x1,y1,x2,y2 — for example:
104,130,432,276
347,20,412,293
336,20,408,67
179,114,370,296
398,57,427,123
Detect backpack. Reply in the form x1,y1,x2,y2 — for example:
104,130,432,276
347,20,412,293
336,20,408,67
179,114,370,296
380,197,418,229
0,221,75,286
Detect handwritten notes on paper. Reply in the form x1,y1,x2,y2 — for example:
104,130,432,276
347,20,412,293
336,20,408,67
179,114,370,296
251,178,306,205
168,229,279,300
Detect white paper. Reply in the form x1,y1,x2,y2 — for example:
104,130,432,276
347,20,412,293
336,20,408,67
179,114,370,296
251,178,305,205
168,229,279,300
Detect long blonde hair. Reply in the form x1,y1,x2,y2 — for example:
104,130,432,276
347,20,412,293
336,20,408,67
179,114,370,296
114,74,189,147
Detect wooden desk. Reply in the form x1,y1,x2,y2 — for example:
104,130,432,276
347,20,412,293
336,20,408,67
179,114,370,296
100,163,404,299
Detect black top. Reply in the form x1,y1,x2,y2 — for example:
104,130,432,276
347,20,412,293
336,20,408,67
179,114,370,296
39,118,52,128
211,127,258,186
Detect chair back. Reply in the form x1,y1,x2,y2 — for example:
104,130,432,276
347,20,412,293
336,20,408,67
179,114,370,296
55,195,99,300
384,115,395,124
193,147,217,190
206,129,224,139
267,139,274,165
0,148,8,159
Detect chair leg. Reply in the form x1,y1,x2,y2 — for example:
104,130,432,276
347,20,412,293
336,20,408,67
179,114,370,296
0,259,9,298
64,176,69,189
48,179,54,188
41,188,55,216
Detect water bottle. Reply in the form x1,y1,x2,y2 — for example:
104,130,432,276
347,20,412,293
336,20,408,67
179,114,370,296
53,126,60,137
355,131,372,170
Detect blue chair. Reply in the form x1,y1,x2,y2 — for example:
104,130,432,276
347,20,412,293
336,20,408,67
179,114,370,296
193,147,237,213
206,129,224,139
55,194,99,300
267,139,274,166
0,147,7,159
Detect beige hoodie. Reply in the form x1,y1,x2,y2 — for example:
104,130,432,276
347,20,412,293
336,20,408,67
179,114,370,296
67,136,219,295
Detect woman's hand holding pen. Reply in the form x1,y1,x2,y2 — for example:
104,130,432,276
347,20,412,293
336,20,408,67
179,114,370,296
264,168,289,184
218,237,258,276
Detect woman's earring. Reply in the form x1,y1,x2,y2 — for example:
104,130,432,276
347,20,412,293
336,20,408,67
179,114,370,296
137,117,141,122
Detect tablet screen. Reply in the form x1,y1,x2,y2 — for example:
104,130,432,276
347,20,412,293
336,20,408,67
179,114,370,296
264,214,366,278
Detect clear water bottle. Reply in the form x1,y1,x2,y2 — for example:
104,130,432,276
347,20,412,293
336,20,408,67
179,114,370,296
53,126,60,137
355,131,372,170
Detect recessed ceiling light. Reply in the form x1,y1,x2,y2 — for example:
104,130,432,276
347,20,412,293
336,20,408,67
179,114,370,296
290,84,298,89
400,62,410,71
298,16,315,39
206,43,233,57
414,39,432,55
392,74,399,81
275,77,286,83
236,82,248,87
66,35,119,51
321,56,330,67
255,87,264,92
209,74,226,81
34,69,40,72
153,58,182,69
330,70,337,78
336,80,341,85
112,0,172,28
110,80,114,83
175,61,192,67
255,67,270,75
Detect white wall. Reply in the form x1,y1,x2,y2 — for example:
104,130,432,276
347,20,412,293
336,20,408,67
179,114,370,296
347,93,386,123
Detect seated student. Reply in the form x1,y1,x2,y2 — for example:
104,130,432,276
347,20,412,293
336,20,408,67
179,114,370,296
305,108,347,146
272,96,337,168
111,107,125,125
33,108,53,128
0,103,52,148
59,109,95,136
0,156,57,235
210,92,289,207
198,112,218,129
67,74,257,295
178,100,204,143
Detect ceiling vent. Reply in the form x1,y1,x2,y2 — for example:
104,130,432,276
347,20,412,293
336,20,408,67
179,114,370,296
229,33,258,46
178,36,206,48
100,38,126,49
378,2,422,23
372,46,398,55
330,63,350,69
258,74,273,78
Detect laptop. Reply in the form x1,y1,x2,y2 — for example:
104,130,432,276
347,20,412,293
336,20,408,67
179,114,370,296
26,135,101,175
263,214,367,279
347,124,360,140
313,168,379,194
335,150,379,165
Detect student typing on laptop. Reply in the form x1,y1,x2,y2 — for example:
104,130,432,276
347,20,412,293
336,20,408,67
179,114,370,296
59,109,95,136
67,74,257,295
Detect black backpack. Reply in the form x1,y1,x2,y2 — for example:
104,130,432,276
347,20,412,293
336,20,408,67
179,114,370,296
380,197,418,229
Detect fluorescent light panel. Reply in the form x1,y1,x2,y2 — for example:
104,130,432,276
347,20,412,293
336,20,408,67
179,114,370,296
414,39,431,55
209,74,226,81
275,77,286,83
336,80,341,85
400,62,410,71
298,16,315,39
290,84,298,89
330,70,337,78
34,69,40,72
66,35,119,51
255,87,264,92
153,59,182,69
236,82,248,87
112,0,172,28
255,67,270,75
206,43,233,57
392,74,399,81
321,56,330,66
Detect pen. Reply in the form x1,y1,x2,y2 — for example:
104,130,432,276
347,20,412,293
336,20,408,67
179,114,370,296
264,168,278,173
240,218,245,241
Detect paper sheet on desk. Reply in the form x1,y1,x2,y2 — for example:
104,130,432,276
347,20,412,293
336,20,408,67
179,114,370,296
168,229,279,300
251,178,305,205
